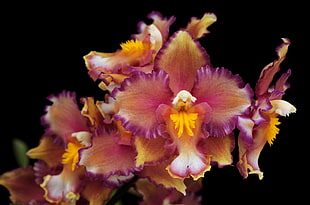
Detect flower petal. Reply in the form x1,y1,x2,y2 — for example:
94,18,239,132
255,38,290,96
164,104,212,180
113,70,173,138
154,31,210,93
133,11,176,53
183,13,217,39
192,66,253,137
135,135,173,167
0,166,45,204
78,131,139,184
26,136,64,168
201,133,235,167
84,41,155,75
40,165,84,204
269,99,296,116
139,160,187,195
43,91,89,143
81,179,113,205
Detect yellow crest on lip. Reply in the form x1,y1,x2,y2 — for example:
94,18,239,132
120,39,151,54
170,111,198,137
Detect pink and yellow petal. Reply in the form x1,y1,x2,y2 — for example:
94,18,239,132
113,70,173,138
192,66,253,137
154,31,210,94
139,160,186,195
43,91,89,143
201,133,235,167
183,13,217,39
26,136,64,168
78,131,139,184
0,166,46,204
80,97,105,131
84,39,155,75
135,135,173,167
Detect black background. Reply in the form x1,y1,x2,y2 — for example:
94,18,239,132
1,1,307,204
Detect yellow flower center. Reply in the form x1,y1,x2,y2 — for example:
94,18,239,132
62,141,85,171
120,39,151,54
264,113,281,145
170,90,198,137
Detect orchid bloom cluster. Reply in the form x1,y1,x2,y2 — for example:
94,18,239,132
0,11,296,205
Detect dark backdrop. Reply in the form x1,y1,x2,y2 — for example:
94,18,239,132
1,1,307,204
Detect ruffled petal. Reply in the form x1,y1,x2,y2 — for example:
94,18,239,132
154,31,210,94
135,135,172,167
78,131,139,184
27,136,64,168
0,166,45,204
113,70,173,138
183,13,217,39
139,160,186,195
255,38,290,96
43,91,89,143
192,66,253,137
201,133,235,167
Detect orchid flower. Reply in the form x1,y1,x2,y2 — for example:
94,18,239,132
112,21,252,181
237,38,297,179
0,10,296,205
84,12,176,92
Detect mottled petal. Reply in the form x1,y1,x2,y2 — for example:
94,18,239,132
139,160,187,195
43,91,89,143
154,31,210,93
113,70,173,138
27,136,64,168
201,133,235,167
78,131,139,183
183,13,217,39
193,66,253,137
135,135,172,167
255,38,290,96
0,166,45,204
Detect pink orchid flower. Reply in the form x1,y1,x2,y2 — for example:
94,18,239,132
237,38,296,179
84,12,175,92
112,25,252,180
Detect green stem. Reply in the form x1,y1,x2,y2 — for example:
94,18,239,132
105,175,139,205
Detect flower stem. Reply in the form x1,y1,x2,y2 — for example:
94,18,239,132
105,175,139,205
